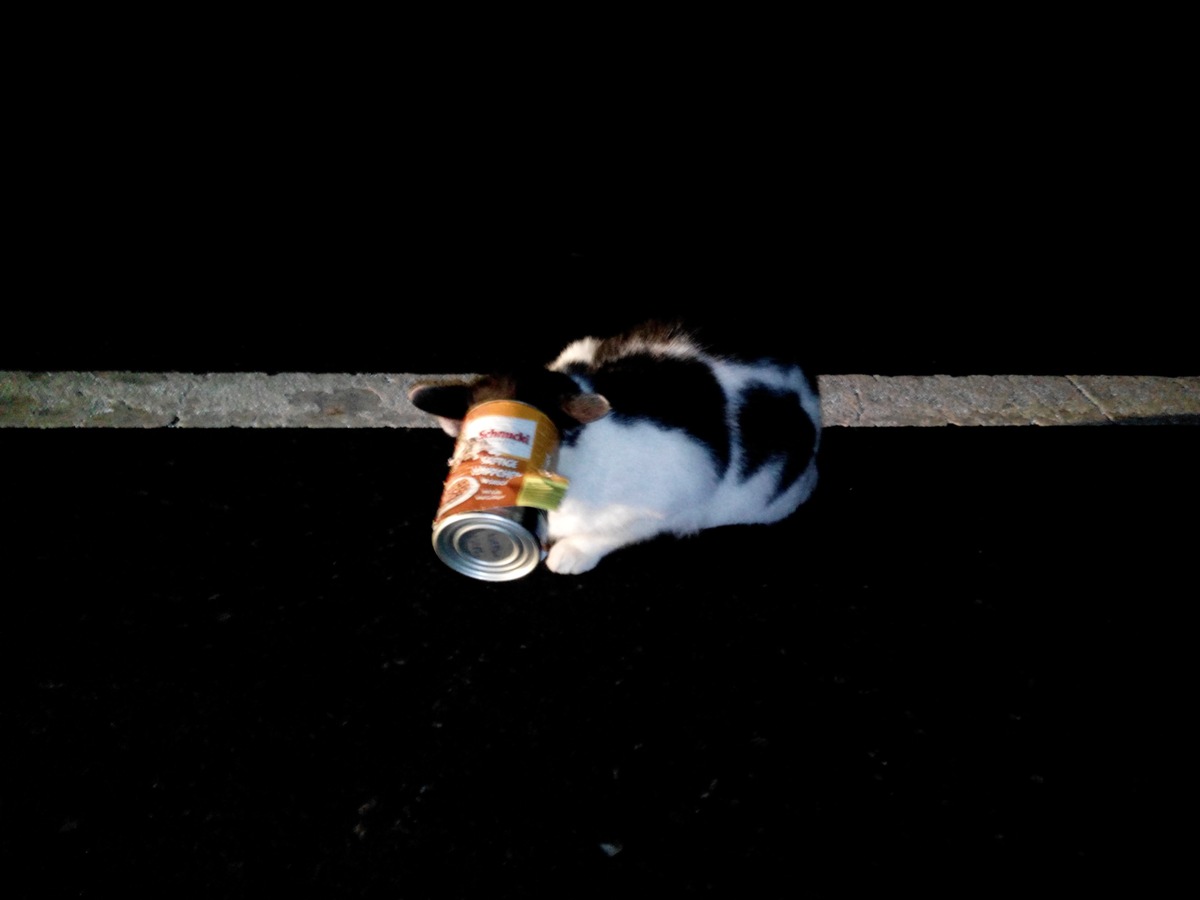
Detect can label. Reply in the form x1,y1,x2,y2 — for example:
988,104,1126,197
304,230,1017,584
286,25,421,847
434,400,569,522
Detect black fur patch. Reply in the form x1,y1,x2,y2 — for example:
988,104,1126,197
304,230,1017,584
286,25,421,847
588,352,730,470
409,382,474,420
592,322,688,364
737,385,817,495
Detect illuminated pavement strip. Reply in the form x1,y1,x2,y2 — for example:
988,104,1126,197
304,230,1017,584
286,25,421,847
1,372,1198,428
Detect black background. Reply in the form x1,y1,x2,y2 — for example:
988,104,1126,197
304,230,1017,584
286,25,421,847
4,16,1193,378
3,17,1195,899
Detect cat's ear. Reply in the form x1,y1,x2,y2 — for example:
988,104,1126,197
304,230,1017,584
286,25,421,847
563,392,611,424
409,382,473,436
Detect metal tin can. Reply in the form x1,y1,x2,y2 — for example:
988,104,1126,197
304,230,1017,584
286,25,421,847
432,507,547,582
430,399,567,581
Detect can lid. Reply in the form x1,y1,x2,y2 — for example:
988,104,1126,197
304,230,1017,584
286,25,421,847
432,512,543,582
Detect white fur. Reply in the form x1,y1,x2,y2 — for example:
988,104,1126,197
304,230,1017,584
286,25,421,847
543,337,820,574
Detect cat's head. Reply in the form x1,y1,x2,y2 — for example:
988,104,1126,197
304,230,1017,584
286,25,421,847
409,369,610,438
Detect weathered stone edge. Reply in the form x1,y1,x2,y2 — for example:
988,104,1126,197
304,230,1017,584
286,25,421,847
2,372,1198,428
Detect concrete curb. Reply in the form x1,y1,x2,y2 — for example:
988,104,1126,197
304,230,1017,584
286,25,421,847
2,372,1198,428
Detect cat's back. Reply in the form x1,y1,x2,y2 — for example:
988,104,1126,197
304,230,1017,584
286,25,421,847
549,322,820,494
545,322,820,549
549,321,819,434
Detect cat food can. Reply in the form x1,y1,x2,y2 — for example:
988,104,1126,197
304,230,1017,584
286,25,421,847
430,399,568,581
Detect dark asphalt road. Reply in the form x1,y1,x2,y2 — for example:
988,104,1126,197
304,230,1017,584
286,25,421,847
5,424,1194,897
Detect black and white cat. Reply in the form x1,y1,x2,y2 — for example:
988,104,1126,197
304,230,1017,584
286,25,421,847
409,323,821,574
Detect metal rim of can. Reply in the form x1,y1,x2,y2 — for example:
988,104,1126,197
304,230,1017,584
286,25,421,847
432,510,544,582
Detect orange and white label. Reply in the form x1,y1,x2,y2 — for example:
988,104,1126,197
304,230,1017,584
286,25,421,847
435,400,568,520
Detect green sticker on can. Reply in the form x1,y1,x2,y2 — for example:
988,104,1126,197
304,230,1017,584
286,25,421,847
516,473,570,511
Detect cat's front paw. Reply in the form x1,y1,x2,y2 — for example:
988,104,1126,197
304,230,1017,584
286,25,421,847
546,538,603,575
